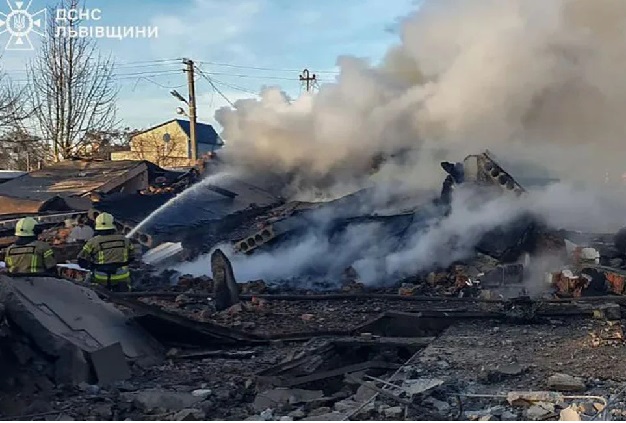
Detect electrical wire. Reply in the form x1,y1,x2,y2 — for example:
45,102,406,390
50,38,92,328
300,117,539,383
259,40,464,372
209,78,260,97
194,66,236,107
195,60,339,74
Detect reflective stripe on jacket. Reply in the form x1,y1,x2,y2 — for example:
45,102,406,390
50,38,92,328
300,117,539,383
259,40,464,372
5,241,56,275
78,234,134,285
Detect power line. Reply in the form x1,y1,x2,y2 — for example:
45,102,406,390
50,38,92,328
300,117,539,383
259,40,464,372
195,60,340,74
210,78,260,97
115,58,181,68
195,66,236,108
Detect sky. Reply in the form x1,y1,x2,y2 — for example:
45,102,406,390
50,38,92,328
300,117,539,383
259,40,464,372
0,0,417,131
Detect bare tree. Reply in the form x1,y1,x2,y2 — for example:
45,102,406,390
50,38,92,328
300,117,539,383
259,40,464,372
27,0,118,161
0,128,51,171
0,66,28,130
75,128,134,160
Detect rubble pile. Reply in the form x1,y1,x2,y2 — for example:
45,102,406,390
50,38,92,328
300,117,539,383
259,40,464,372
6,151,626,420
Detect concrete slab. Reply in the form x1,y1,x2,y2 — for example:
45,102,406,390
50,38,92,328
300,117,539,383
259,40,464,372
89,342,131,385
0,275,161,359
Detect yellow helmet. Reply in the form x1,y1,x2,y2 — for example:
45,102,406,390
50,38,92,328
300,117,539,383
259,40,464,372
15,217,38,237
95,212,115,231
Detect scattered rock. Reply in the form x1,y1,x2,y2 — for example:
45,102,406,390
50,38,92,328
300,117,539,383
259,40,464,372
279,417,294,421
191,389,212,398
122,389,203,413
383,406,404,418
333,399,360,413
526,403,555,420
260,409,274,421
465,410,492,421
91,404,113,419
547,374,586,392
212,387,232,402
300,314,315,322
308,407,331,417
302,412,344,421
253,389,323,412
560,406,581,421
288,409,306,419
501,411,518,421
171,408,206,421
353,385,376,402
424,397,450,414
78,382,101,395
480,363,526,383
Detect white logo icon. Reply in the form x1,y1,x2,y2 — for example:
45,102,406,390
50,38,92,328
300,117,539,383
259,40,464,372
0,0,46,51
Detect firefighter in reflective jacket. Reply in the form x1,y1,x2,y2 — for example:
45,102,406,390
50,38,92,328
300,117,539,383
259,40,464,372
4,217,57,276
77,213,134,291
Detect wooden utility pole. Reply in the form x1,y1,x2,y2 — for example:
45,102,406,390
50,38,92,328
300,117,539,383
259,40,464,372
183,58,198,161
299,69,317,93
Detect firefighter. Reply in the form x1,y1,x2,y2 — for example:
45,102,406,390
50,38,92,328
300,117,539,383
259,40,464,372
77,213,135,292
4,217,57,276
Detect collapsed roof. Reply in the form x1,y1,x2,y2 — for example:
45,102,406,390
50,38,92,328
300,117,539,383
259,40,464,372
0,159,185,218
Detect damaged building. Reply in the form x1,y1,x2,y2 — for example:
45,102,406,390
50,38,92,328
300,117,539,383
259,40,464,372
2,151,626,420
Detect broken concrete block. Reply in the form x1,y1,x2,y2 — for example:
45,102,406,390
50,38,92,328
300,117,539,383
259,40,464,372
353,384,376,402
211,249,240,312
382,406,404,418
0,275,161,385
480,363,526,383
253,388,323,412
88,342,131,385
54,345,90,386
547,374,586,392
402,378,444,395
333,399,360,413
191,389,212,398
559,406,581,421
525,403,554,420
122,389,204,413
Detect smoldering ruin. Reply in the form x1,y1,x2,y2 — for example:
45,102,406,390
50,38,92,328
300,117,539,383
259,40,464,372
3,0,626,421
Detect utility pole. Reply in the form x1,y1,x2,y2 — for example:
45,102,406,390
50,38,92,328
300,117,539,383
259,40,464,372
299,69,317,93
183,58,198,161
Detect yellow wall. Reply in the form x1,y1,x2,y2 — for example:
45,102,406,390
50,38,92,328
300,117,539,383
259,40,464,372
111,121,195,168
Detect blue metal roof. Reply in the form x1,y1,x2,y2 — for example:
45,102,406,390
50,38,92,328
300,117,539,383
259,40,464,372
175,119,224,146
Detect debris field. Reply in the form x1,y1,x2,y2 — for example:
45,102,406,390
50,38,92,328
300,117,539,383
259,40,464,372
1,152,626,421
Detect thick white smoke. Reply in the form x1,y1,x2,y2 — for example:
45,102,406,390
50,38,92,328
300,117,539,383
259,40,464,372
176,0,626,286
217,0,626,195
176,181,626,286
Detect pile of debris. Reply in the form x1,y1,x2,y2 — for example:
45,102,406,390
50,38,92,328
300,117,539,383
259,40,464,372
6,151,626,420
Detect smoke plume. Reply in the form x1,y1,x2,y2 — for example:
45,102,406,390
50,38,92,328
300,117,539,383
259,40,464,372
217,0,626,196
175,0,626,286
